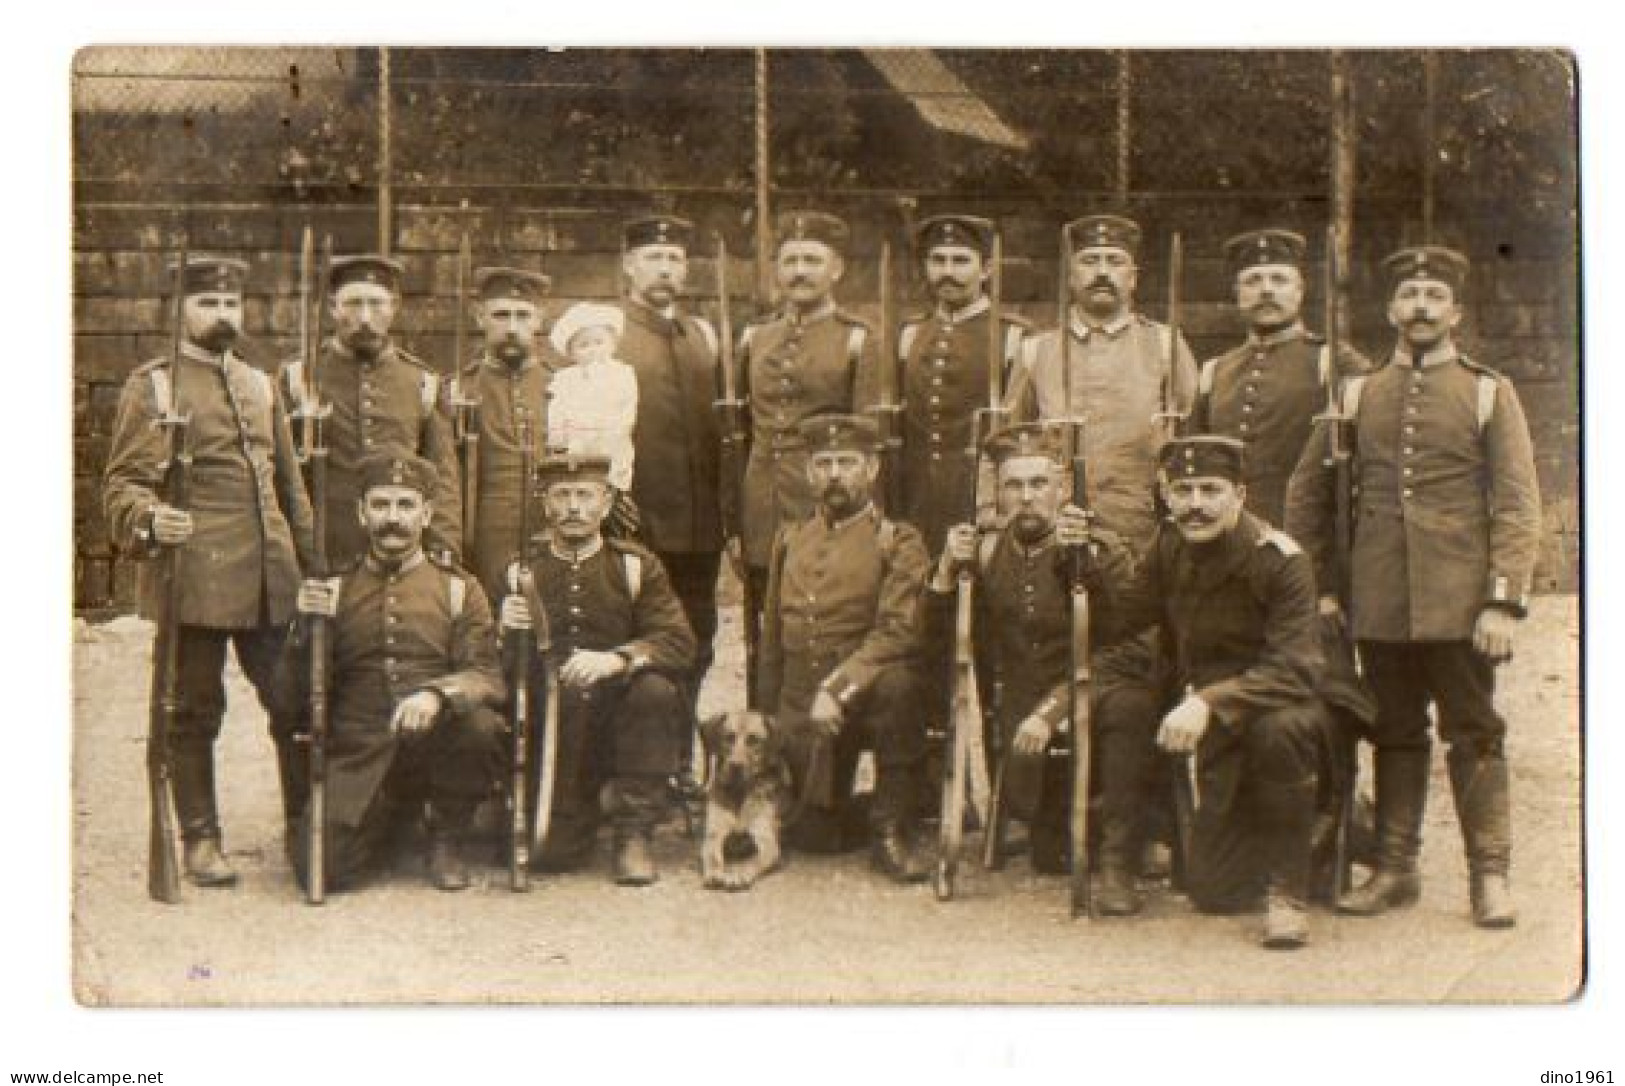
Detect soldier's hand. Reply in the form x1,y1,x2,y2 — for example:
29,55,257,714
1317,594,1347,636
809,689,843,738
151,504,194,546
560,649,628,689
1156,694,1211,755
938,523,978,582
1473,607,1518,663
1012,714,1054,756
296,578,339,618
499,594,533,632
391,690,444,736
1055,504,1096,550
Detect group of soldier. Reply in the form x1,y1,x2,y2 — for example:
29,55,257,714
102,201,1542,951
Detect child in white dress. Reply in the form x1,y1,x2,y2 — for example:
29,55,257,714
546,302,639,492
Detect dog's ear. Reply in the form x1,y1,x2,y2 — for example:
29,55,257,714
699,712,728,755
759,712,785,760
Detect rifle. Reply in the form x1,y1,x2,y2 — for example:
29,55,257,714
1169,687,1201,890
1153,232,1188,441
526,405,564,865
146,233,191,905
937,233,1007,899
713,234,759,707
1058,223,1096,919
449,231,481,560
508,406,536,891
872,241,904,517
978,233,1015,873
292,228,335,904
1315,222,1358,898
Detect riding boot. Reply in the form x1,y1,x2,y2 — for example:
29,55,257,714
1338,747,1428,916
1448,745,1518,929
427,800,474,892
870,761,928,884
606,777,666,886
1093,802,1144,916
1255,777,1317,949
170,741,237,887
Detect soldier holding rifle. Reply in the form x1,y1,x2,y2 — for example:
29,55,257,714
104,254,316,890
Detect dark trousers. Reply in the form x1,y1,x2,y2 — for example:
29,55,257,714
654,550,721,694
1359,640,1505,756
744,564,769,707
1185,701,1328,913
531,670,688,866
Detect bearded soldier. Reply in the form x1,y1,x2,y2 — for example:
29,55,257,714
103,255,316,884
280,254,463,569
1287,246,1541,929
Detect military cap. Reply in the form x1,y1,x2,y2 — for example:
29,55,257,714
1159,435,1246,484
1223,228,1307,277
916,214,995,258
1065,214,1142,258
623,214,695,251
797,412,881,454
534,451,613,491
549,301,625,357
984,422,1068,467
328,254,405,294
774,210,850,255
358,452,437,496
169,255,249,296
1381,245,1470,295
474,266,551,304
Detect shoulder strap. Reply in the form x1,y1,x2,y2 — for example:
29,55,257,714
1342,374,1368,417
847,324,868,371
148,368,174,415
447,572,466,619
899,321,922,360
419,371,440,416
691,316,719,357
1318,344,1332,388
1198,356,1219,396
1003,324,1025,368
622,552,643,601
977,531,1000,574
1476,374,1498,433
283,358,307,408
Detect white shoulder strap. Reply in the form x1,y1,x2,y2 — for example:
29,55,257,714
283,358,307,408
622,553,643,601
899,321,922,360
419,372,440,415
846,324,868,370
1476,374,1498,433
692,317,719,357
1158,325,1173,362
977,531,1000,573
1318,344,1333,387
148,368,174,414
1198,356,1219,396
1003,324,1025,367
1342,374,1368,417
448,573,466,619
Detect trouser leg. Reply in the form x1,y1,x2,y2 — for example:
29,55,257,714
853,667,928,882
602,672,687,885
232,623,307,834
743,565,769,709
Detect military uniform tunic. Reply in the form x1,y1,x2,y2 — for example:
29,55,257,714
896,298,1028,553
1191,324,1370,529
1286,346,1542,643
737,303,880,568
105,343,316,627
1014,312,1198,553
447,351,567,605
279,339,462,569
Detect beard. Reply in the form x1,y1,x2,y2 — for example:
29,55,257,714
820,482,862,519
344,328,386,357
1010,511,1052,545
492,335,530,365
193,322,239,353
638,282,677,308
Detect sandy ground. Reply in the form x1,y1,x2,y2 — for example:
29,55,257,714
70,597,1583,1005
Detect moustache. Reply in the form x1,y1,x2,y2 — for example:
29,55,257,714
1087,279,1118,293
1177,512,1216,528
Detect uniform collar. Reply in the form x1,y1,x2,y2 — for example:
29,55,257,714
548,534,605,563
332,337,394,369
364,547,426,577
479,350,538,375
1392,340,1459,370
627,297,681,325
935,295,990,325
786,299,837,327
1182,510,1261,581
1245,321,1307,349
179,341,230,368
820,501,877,532
1068,308,1134,341
1006,526,1057,558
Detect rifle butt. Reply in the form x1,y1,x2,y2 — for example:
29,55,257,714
935,575,976,902
981,753,1007,871
146,752,182,905
306,618,330,905
1067,585,1093,919
530,663,562,857
510,640,532,892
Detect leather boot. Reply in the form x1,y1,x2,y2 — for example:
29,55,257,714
870,761,928,883
1338,748,1428,916
607,778,664,886
1094,804,1143,915
171,742,237,887
1448,746,1518,929
1255,777,1317,949
427,803,473,892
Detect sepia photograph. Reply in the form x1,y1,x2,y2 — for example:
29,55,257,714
65,44,1581,1010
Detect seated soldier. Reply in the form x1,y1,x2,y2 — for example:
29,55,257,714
758,413,933,883
497,453,696,886
1101,436,1333,949
281,454,506,893
925,422,1157,913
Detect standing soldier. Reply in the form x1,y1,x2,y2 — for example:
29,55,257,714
896,214,1029,552
1190,229,1371,527
1011,214,1199,554
281,254,462,570
497,454,697,886
1287,246,1542,929
735,211,881,638
452,265,565,604
103,255,316,885
283,454,506,893
925,424,1155,909
757,414,933,883
615,215,725,710
1111,436,1333,949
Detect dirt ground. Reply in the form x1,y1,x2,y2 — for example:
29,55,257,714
69,596,1583,1006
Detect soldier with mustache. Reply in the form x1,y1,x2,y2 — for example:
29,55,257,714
103,256,317,884
279,255,463,571
1287,246,1542,929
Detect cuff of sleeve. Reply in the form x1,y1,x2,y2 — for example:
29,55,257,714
615,645,651,675
420,682,459,715
1193,685,1237,733
823,669,863,706
1483,573,1529,618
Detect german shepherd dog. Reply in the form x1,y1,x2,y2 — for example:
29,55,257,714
698,711,793,891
